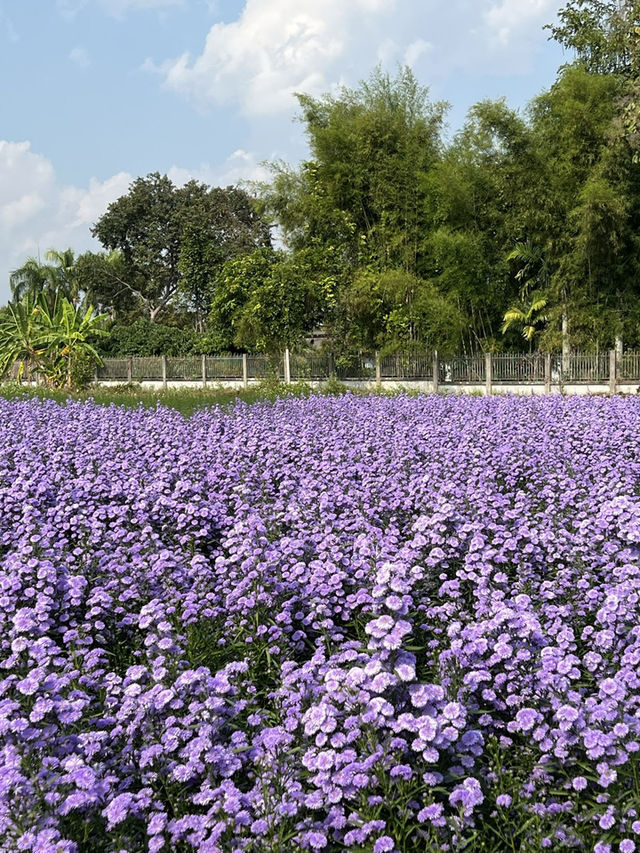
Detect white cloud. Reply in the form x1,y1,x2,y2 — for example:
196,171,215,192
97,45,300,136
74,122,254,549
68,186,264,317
0,194,47,230
0,140,269,304
167,149,270,189
484,0,557,47
151,0,565,117
69,47,90,67
0,141,133,302
153,0,398,116
404,38,431,67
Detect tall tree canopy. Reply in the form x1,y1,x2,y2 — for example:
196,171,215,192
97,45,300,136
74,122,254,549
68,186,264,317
91,174,270,324
548,0,640,75
260,67,446,273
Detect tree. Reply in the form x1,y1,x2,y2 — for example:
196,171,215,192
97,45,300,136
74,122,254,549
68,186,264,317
335,268,466,355
549,1,640,163
501,292,549,348
98,318,201,357
0,295,49,380
9,249,81,309
506,240,550,294
0,293,107,388
9,257,52,306
547,0,640,76
420,98,536,350
44,248,80,306
208,247,329,353
526,65,634,350
74,250,141,319
38,299,109,389
259,67,446,274
92,174,270,325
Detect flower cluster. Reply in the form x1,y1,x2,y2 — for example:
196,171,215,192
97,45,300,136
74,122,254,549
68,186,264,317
1,393,640,851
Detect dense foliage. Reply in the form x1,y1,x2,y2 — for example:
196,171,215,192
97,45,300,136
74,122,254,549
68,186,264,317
90,175,271,328
0,295,107,388
96,318,206,357
2,394,640,851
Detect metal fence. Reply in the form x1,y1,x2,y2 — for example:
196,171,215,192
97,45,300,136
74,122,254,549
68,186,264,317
620,351,640,381
7,350,640,388
492,353,546,383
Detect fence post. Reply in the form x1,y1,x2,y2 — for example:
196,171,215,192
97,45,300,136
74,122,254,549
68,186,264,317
544,352,551,394
485,352,492,396
284,348,291,385
127,357,133,384
162,355,168,390
201,354,207,388
328,352,335,379
432,350,439,394
609,349,617,395
242,353,249,389
375,351,381,388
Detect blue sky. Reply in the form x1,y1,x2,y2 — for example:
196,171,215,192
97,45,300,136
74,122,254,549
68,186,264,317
0,0,568,304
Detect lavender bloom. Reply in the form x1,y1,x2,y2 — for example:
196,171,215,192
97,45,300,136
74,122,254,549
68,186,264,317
1,394,640,850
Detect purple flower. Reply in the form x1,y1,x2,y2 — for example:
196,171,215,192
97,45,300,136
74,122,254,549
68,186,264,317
514,708,538,733
599,813,615,830
250,819,268,836
449,778,484,814
307,831,327,849
2,394,640,851
103,794,135,829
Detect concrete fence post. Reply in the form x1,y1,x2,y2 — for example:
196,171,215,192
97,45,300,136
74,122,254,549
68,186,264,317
162,354,168,390
432,350,439,394
201,354,207,388
375,351,381,388
284,348,291,385
242,353,249,389
127,357,133,384
485,352,492,396
544,353,551,394
609,349,617,395
328,352,335,379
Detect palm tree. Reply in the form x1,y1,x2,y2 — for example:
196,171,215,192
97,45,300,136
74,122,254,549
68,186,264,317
501,291,549,350
506,240,550,295
9,257,52,304
10,248,80,310
505,240,570,358
45,248,80,307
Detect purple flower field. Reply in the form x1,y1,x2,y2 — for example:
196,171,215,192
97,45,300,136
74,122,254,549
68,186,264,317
2,394,640,852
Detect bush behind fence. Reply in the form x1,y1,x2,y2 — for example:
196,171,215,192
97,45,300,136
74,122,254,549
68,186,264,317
5,350,639,386
92,350,640,384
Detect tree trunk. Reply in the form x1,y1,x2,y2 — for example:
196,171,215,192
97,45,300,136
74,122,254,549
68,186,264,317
562,311,570,377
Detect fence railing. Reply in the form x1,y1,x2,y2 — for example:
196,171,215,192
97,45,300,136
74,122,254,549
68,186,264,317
6,350,640,391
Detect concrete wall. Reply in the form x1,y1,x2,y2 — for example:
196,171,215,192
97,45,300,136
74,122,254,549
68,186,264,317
90,378,640,395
